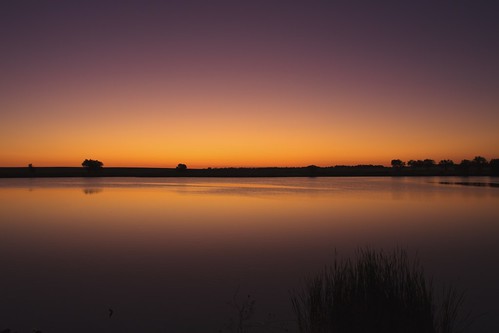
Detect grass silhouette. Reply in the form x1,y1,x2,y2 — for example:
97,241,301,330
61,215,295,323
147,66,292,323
0,249,471,333
291,248,467,333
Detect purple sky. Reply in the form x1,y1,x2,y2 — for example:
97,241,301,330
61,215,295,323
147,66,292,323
1,1,498,167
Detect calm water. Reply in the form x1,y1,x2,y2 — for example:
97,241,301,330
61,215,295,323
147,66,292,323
0,177,498,332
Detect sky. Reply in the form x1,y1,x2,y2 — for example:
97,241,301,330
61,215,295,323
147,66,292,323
1,0,498,168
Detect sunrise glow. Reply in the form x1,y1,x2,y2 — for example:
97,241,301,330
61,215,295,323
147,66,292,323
1,2,498,167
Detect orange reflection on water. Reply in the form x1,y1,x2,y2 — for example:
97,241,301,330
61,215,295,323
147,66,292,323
1,177,498,255
0,177,498,332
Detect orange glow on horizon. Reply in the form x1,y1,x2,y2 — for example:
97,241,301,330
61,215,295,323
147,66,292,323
1,92,497,168
1,2,498,168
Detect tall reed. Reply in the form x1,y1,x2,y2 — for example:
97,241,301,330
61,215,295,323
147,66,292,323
291,248,466,333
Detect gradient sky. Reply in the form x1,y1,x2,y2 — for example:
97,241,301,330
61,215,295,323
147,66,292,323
1,0,498,167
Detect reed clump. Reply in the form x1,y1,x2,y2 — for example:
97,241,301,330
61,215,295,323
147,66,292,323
291,248,466,333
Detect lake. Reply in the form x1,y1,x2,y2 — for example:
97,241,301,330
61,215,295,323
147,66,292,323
0,177,498,332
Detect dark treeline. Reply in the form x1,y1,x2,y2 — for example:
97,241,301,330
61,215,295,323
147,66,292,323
391,156,499,176
0,165,387,178
1,156,498,178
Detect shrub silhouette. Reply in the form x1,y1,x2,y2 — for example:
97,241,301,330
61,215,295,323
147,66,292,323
176,163,187,171
407,159,436,169
490,159,499,175
408,160,424,168
391,159,405,168
423,159,436,168
472,156,488,167
82,159,103,170
291,248,466,333
438,160,454,171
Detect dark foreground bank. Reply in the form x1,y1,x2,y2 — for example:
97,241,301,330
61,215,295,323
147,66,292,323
1,165,497,178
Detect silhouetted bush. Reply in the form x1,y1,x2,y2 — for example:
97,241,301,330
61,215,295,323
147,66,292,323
391,159,405,168
176,163,187,171
458,159,471,174
472,156,488,168
438,159,454,171
291,248,466,333
408,160,424,168
423,159,436,168
490,159,499,175
459,159,471,167
407,159,436,169
82,159,103,170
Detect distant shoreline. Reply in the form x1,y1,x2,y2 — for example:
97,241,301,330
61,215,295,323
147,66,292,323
0,166,496,178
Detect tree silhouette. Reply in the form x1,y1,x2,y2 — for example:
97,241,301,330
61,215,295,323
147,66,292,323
423,159,436,168
438,159,454,171
438,159,454,166
490,159,499,175
408,160,424,168
176,163,187,171
472,156,488,167
458,159,471,174
82,159,103,170
391,159,405,168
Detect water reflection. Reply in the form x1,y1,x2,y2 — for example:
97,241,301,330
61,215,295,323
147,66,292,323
82,188,103,195
0,177,498,332
439,181,499,188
